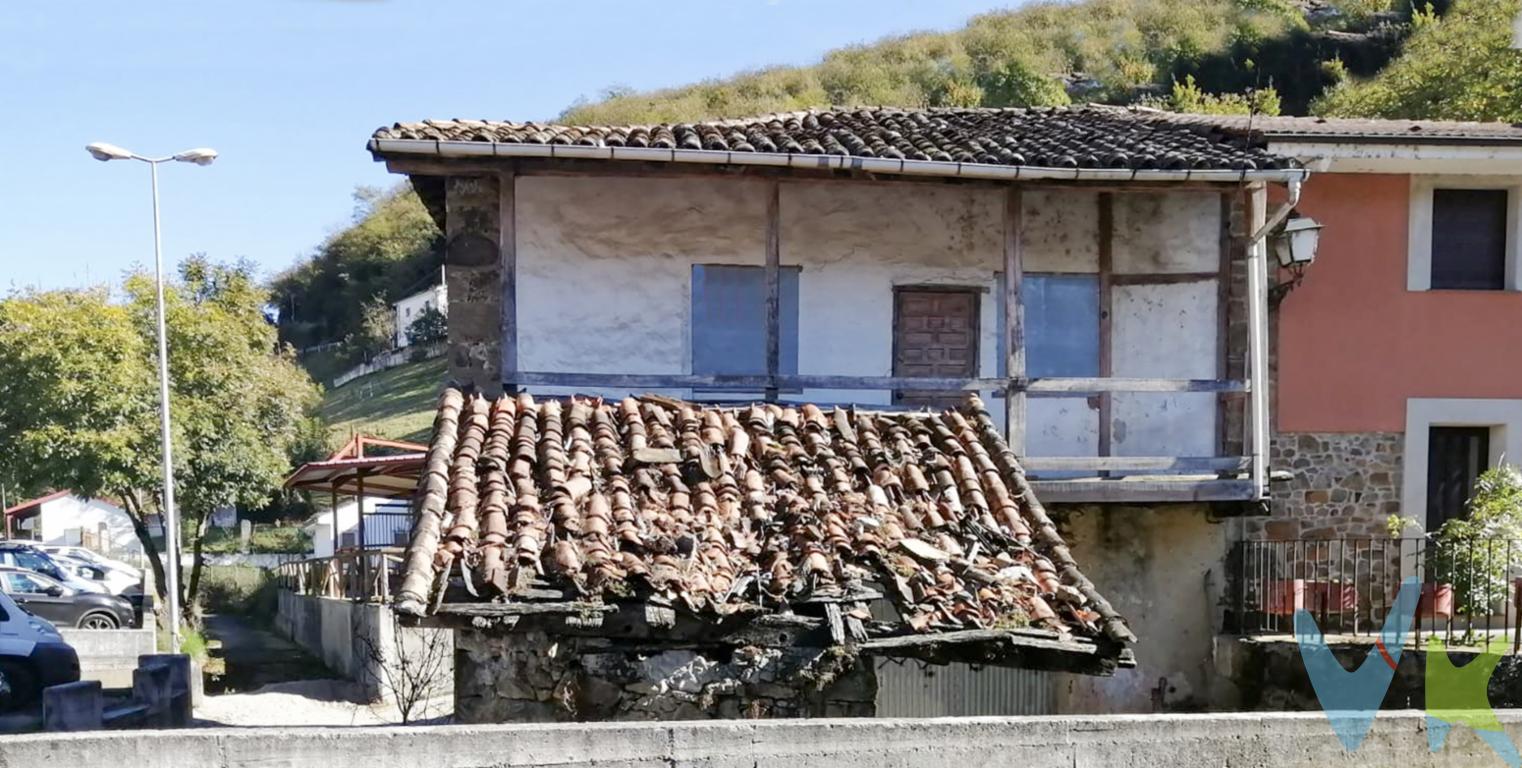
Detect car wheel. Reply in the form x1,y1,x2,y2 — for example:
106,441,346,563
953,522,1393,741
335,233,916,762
0,660,38,711
78,612,118,630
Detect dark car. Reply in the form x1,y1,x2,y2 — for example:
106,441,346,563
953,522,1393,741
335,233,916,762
0,567,136,630
0,589,78,710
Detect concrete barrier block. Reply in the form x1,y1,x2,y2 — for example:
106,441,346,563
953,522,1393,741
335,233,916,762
42,680,103,732
137,653,192,726
132,663,172,728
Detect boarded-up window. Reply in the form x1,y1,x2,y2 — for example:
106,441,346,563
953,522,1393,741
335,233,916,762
1432,189,1508,290
1426,426,1491,532
997,274,1101,377
691,265,800,377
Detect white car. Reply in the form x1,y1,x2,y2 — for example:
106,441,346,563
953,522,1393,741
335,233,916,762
40,546,142,582
56,556,141,596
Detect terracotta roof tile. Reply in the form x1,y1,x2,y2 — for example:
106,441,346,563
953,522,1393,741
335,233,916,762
396,389,1133,650
372,106,1295,173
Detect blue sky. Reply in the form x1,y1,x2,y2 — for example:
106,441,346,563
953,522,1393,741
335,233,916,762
0,1,1012,291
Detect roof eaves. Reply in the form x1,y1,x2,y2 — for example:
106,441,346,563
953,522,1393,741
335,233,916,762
369,137,1309,184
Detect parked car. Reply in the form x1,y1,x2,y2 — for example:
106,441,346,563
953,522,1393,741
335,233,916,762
0,588,79,710
40,546,142,582
0,544,108,595
56,554,141,596
0,567,136,630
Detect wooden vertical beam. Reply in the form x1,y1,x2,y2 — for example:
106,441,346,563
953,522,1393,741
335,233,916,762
355,470,369,601
1003,187,1026,453
1097,193,1115,464
764,181,781,402
499,171,519,394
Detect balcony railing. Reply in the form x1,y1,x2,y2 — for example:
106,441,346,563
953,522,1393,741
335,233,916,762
1231,537,1522,651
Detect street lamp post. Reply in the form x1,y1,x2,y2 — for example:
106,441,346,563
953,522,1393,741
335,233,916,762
86,142,217,654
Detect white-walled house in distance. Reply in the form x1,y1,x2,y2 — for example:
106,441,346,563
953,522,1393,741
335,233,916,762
3,491,144,556
393,276,448,349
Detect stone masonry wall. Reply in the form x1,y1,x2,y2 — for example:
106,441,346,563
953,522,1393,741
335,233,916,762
1255,432,1404,540
444,175,503,394
454,630,876,724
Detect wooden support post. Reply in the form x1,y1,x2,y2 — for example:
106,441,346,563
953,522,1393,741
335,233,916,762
1246,183,1270,498
500,171,519,395
356,470,369,601
1003,187,1025,452
764,181,781,403
1097,193,1114,467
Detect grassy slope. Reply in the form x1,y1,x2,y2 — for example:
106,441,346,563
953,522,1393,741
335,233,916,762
317,357,445,444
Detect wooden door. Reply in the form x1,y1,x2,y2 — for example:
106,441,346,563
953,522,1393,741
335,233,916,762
893,288,979,408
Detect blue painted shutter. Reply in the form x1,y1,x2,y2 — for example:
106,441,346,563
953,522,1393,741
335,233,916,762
997,274,1100,377
691,265,799,376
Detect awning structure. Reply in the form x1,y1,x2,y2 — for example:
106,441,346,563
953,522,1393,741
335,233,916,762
283,435,428,499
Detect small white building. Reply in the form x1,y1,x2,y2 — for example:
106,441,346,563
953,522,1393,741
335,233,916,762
303,497,412,558
392,275,448,349
4,491,143,557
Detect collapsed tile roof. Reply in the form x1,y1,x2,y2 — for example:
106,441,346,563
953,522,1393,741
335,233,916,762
395,389,1134,661
371,105,1299,174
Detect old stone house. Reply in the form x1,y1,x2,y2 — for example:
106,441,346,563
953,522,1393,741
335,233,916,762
369,106,1312,716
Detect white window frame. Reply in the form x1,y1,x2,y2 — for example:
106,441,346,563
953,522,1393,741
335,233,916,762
1407,175,1522,292
1401,398,1522,518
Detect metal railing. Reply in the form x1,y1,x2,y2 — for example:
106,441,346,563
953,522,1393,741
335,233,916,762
275,548,404,602
1232,537,1522,650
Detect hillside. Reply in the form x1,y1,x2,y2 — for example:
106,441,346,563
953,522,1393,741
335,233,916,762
317,357,446,444
559,0,1416,123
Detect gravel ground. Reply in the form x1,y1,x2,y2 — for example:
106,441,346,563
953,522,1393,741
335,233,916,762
194,679,453,727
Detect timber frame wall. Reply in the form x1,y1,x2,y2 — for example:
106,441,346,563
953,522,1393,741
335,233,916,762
396,157,1274,504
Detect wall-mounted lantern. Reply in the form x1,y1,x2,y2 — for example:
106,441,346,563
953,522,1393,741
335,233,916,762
1269,214,1322,305
1273,216,1322,269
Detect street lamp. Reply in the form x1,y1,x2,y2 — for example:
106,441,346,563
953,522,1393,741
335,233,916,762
86,141,217,654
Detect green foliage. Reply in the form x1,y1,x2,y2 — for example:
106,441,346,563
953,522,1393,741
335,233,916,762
1315,0,1522,121
271,185,442,355
199,525,312,554
355,297,396,357
1429,466,1522,615
404,307,447,347
198,565,277,619
1157,74,1282,114
0,257,320,624
560,0,1308,124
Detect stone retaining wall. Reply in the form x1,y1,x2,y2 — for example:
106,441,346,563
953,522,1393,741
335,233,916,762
14,711,1522,767
454,629,875,723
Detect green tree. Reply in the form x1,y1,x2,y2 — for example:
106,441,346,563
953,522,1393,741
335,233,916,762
270,185,441,355
354,297,396,358
405,306,447,347
1315,0,1522,121
0,257,320,626
1158,74,1282,115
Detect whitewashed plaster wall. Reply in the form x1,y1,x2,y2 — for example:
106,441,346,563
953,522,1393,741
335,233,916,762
513,176,1222,460
35,496,141,556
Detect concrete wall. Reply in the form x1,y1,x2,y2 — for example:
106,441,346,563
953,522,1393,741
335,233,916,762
58,627,156,689
480,175,1226,459
15,711,1522,767
274,590,451,704
1053,502,1231,713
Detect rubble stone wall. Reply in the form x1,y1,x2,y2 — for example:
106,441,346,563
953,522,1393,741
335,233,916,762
453,630,876,723
1256,431,1405,540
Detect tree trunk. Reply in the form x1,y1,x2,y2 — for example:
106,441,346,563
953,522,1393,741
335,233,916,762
184,512,210,627
118,489,169,605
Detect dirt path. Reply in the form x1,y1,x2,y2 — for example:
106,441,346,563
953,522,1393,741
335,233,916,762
194,614,452,727
201,614,335,694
